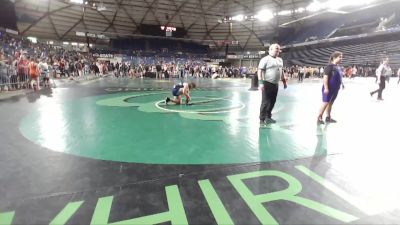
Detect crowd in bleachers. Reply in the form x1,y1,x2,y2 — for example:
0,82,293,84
0,32,101,91
1,33,256,93
7,30,400,94
106,58,255,80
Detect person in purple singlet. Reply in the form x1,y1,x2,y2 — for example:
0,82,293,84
317,51,345,125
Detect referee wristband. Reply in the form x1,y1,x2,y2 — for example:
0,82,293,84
258,80,265,85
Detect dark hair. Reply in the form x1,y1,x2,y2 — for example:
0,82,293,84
188,82,196,89
329,51,342,63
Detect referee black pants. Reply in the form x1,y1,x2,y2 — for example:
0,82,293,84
260,81,278,121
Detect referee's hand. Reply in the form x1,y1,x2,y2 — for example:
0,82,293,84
259,83,264,91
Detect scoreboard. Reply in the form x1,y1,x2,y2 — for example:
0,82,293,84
139,24,186,38
161,26,176,37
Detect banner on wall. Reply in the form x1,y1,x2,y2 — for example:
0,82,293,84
93,53,114,58
5,28,18,35
243,54,261,59
210,58,225,63
226,55,238,59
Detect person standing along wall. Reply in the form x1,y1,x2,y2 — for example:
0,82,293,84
28,58,40,91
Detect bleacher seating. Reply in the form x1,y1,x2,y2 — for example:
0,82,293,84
111,38,146,51
331,17,379,38
111,37,208,55
282,20,343,45
282,38,400,68
281,2,400,46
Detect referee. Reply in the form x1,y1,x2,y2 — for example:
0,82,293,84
258,43,287,126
